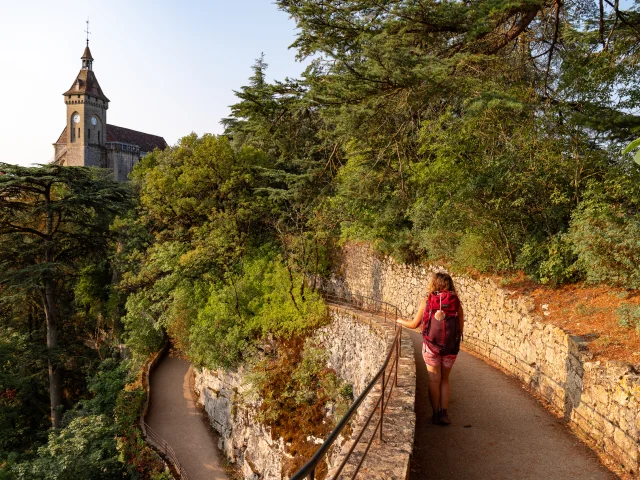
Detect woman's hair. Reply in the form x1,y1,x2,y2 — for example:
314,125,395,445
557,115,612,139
429,272,456,293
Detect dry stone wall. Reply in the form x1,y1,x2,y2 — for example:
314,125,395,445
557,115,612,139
321,243,640,476
193,306,416,480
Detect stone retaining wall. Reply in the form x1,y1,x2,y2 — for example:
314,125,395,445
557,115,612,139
322,243,639,477
193,306,416,480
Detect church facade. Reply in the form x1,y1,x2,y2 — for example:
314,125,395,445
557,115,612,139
53,44,167,181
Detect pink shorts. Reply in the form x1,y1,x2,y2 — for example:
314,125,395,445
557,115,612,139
422,342,457,369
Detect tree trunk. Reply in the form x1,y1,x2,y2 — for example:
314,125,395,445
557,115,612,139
42,283,62,429
43,183,62,429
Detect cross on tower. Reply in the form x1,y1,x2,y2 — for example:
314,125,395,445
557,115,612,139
84,18,91,46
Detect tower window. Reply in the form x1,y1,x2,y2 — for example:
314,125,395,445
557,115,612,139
78,128,81,139
98,131,101,143
88,129,91,140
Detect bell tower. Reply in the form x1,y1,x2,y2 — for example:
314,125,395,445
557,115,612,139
62,22,109,168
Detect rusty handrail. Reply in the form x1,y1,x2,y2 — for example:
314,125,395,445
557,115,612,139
143,421,189,480
290,292,402,480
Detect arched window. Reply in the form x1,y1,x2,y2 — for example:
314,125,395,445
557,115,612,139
70,112,79,143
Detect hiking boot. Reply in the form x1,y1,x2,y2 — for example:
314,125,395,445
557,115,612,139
439,409,451,426
432,410,440,425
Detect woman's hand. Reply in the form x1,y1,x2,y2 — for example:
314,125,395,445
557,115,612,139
398,298,426,330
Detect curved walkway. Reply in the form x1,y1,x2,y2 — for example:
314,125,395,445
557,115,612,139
407,329,617,480
146,355,227,480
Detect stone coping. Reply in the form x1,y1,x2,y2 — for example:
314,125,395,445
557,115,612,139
325,305,416,480
323,243,639,477
140,339,169,435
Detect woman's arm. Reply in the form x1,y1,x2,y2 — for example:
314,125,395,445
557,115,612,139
397,297,426,329
458,303,464,334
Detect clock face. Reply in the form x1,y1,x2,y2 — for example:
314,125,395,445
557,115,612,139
91,116,97,126
73,114,80,124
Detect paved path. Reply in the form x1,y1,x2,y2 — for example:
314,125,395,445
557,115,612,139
407,329,618,480
146,356,227,480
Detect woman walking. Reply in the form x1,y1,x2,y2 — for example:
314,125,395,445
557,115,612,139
397,272,464,425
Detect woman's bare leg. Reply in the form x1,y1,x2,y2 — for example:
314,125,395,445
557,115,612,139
426,363,442,413
440,365,453,409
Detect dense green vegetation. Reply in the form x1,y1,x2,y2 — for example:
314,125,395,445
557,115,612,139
275,0,640,287
2,0,640,477
0,165,135,477
117,134,328,366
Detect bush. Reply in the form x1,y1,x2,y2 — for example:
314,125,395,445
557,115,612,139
113,355,168,480
537,235,582,286
569,199,640,288
616,303,640,334
189,254,328,369
515,234,582,286
453,233,504,273
12,416,123,480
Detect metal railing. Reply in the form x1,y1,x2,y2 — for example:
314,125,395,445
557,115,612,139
143,421,189,480
291,292,402,480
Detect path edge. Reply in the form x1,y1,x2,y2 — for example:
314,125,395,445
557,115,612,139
320,242,639,478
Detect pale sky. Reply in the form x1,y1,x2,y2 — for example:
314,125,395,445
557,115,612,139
0,1,307,166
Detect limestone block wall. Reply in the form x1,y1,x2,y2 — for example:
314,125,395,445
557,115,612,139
194,367,284,480
193,306,416,480
106,149,139,182
322,243,639,476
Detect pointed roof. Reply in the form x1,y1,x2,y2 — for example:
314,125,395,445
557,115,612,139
54,126,68,145
63,68,109,102
82,45,93,60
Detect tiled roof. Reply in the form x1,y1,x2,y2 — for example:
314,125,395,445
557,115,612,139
63,69,110,102
53,124,167,152
55,126,67,145
106,124,168,152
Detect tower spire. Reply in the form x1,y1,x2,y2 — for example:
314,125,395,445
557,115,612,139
81,19,94,70
85,18,91,46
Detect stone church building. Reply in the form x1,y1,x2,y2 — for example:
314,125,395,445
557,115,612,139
53,43,167,181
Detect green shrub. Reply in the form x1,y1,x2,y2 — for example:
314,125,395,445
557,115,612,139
12,416,123,480
616,303,640,334
537,235,582,286
569,199,640,288
453,233,502,273
189,254,328,369
515,235,582,286
83,359,129,417
113,357,167,479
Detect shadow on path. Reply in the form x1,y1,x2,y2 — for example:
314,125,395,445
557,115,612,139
147,355,227,480
407,329,617,480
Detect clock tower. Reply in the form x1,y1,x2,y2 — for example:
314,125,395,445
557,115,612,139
59,43,110,167
53,28,167,181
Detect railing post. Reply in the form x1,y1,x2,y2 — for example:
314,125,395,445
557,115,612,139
395,335,399,387
380,369,385,444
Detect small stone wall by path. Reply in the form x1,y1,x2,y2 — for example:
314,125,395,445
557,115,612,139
321,306,415,480
193,305,416,480
146,356,228,480
321,243,640,477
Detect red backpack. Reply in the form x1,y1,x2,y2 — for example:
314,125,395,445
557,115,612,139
422,291,461,356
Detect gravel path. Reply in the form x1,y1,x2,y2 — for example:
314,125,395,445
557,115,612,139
407,329,618,480
146,356,227,480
